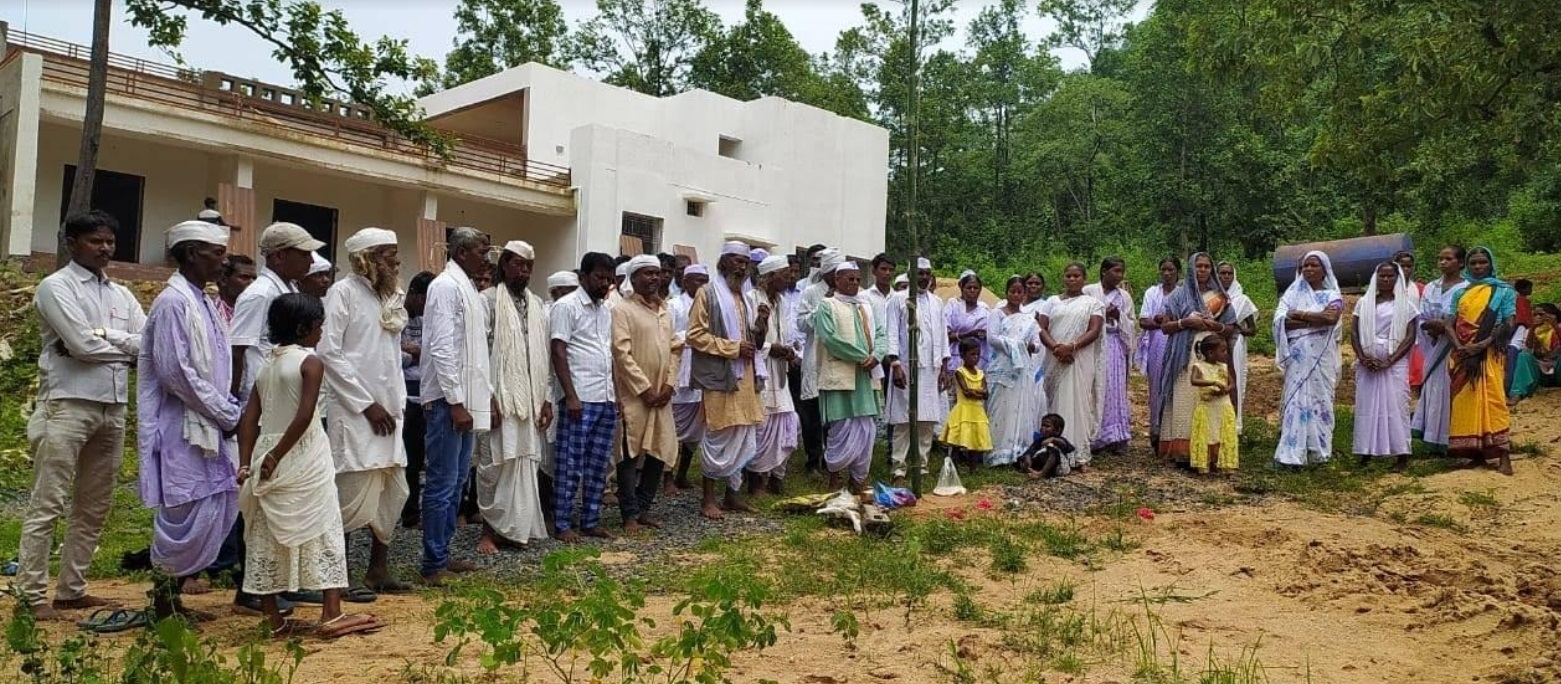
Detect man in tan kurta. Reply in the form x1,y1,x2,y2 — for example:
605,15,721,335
611,255,675,532
687,242,765,520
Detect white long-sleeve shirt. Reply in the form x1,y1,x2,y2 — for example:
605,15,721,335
229,268,294,403
318,275,408,472
419,269,488,411
34,260,145,404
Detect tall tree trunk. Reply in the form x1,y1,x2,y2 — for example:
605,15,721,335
61,0,113,267
1362,198,1378,236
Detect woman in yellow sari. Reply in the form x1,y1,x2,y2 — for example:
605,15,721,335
1447,246,1517,475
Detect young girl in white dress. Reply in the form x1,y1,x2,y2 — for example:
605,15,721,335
238,293,384,639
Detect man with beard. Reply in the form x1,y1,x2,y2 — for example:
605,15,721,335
21,211,145,620
611,255,675,532
795,248,844,474
550,252,618,542
138,220,241,620
687,242,765,519
477,241,553,553
813,262,885,493
665,264,709,495
419,227,492,584
884,258,951,485
744,255,801,495
317,228,414,595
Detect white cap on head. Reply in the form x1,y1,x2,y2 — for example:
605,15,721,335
836,261,860,273
547,271,578,289
259,222,326,254
167,220,230,249
684,264,709,277
757,254,789,276
720,240,749,257
749,248,769,263
615,262,630,279
894,273,909,285
344,227,397,254
917,257,931,270
307,252,332,276
626,254,661,277
502,240,535,260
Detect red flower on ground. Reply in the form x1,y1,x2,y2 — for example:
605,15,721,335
1137,507,1156,522
976,498,994,511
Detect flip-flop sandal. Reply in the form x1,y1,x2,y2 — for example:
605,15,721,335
78,609,149,634
364,579,414,595
317,614,385,640
270,618,318,640
343,586,378,604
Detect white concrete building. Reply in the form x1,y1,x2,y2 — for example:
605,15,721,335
0,25,888,282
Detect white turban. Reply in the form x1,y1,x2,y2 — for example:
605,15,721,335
820,251,848,275
749,248,769,263
503,240,535,260
626,254,661,277
917,257,932,269
836,261,860,273
308,252,332,276
344,227,397,254
616,262,630,279
720,240,749,257
757,254,789,276
684,264,709,277
166,220,229,248
547,271,578,289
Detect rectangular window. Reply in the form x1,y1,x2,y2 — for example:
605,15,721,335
718,136,742,159
621,212,662,254
272,199,339,262
686,200,705,217
60,165,144,264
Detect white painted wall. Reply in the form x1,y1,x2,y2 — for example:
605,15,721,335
1,53,43,257
421,63,890,261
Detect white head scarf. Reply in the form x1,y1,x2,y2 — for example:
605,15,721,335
1272,249,1343,371
1354,262,1417,351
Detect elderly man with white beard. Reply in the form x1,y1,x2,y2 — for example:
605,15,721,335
477,241,553,554
687,241,766,519
317,227,413,596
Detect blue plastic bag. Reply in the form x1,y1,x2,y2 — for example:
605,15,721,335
873,482,918,509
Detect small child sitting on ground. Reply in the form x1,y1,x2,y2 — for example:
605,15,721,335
1016,413,1075,479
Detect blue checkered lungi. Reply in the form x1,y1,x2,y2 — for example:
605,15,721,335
554,401,618,532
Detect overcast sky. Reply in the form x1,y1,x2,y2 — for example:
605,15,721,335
4,0,1147,93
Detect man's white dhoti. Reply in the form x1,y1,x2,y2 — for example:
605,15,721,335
700,426,756,490
480,419,549,544
334,468,408,545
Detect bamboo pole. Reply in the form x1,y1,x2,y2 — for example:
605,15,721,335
905,0,925,496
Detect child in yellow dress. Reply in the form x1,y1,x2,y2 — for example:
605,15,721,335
1189,335,1238,474
943,338,993,464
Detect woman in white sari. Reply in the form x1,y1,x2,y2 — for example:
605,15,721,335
1039,263,1105,473
985,276,1042,466
1020,273,1050,432
1272,251,1345,467
1216,262,1260,433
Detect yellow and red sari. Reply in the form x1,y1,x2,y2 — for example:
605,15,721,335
1447,278,1515,455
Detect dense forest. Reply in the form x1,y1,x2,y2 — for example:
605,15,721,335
418,0,1561,288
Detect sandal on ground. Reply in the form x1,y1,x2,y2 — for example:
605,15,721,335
270,618,318,640
343,586,378,604
317,613,385,639
364,578,415,594
76,608,149,634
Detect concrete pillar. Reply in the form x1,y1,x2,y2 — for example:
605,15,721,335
0,53,43,258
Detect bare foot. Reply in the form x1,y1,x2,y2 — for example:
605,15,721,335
1499,455,1514,476
582,527,615,539
623,519,643,534
556,529,582,544
700,503,725,520
180,577,212,595
723,493,757,513
637,515,663,529
475,534,500,556
663,482,679,498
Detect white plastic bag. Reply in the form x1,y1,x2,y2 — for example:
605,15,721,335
932,456,967,497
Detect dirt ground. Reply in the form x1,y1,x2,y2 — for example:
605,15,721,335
26,367,1561,684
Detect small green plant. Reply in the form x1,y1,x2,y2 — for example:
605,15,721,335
1102,526,1140,553
1459,489,1501,518
988,534,1028,574
829,609,860,648
1413,513,1464,532
1025,580,1076,606
952,593,983,623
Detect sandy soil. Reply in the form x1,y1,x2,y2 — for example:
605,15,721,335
22,375,1561,684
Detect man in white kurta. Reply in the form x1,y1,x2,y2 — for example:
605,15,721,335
884,258,951,483
317,227,412,594
478,241,553,553
666,264,709,494
744,255,802,494
794,248,844,473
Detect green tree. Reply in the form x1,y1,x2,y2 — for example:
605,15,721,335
426,0,569,93
689,0,814,102
567,0,722,97
1037,0,1136,71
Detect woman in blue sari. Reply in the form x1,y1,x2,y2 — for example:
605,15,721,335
1152,253,1236,465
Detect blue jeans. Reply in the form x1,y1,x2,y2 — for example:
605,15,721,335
421,399,475,576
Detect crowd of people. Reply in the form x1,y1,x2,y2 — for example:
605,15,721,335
16,208,1558,637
